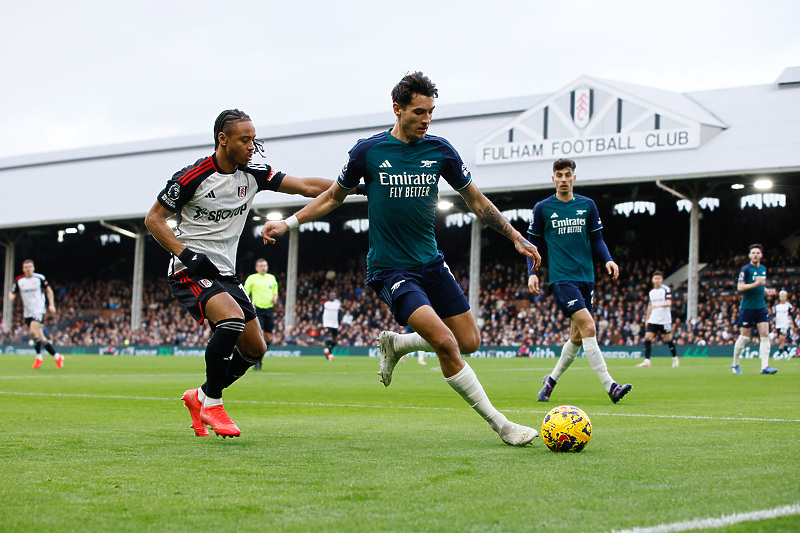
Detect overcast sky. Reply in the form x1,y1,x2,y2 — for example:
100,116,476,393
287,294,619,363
1,0,798,160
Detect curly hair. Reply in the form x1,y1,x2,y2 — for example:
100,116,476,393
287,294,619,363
391,72,438,108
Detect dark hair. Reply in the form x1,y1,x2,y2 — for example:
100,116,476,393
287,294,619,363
22,259,34,266
653,271,664,277
391,72,438,108
749,243,763,252
213,109,253,150
553,158,576,172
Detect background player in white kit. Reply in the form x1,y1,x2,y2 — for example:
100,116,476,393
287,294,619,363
637,270,679,368
321,291,342,360
773,290,794,359
9,259,63,369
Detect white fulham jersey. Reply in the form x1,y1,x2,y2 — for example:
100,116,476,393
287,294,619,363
11,273,48,318
774,302,793,329
648,285,672,325
157,154,285,276
322,298,342,329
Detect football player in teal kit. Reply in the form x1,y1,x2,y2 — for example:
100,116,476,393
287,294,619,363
263,72,542,447
527,158,632,404
731,243,778,374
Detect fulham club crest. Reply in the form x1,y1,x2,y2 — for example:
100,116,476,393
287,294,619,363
238,186,247,198
571,88,593,129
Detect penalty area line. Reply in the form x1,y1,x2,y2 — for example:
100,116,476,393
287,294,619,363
606,503,800,533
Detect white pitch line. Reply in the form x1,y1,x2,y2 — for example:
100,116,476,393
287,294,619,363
1,390,799,422
606,503,800,533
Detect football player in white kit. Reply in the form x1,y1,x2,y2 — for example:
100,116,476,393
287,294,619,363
773,290,794,359
146,109,348,438
321,291,342,360
637,270,678,368
8,259,64,369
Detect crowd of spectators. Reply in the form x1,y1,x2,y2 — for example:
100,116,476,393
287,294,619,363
1,251,798,350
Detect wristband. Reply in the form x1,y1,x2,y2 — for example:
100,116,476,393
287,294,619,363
284,215,299,230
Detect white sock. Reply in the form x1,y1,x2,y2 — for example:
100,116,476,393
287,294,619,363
203,397,223,408
393,332,434,356
417,351,425,363
733,336,749,366
582,336,614,392
550,340,581,382
445,362,508,433
196,387,207,403
759,337,771,370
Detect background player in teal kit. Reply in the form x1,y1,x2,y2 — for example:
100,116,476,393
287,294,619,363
731,243,778,374
263,72,542,447
527,158,632,404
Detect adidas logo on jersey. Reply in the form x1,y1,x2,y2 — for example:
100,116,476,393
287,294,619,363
379,160,392,168
205,190,216,199
550,212,559,218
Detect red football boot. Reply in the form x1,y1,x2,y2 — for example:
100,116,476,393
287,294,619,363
181,389,210,437
200,404,241,438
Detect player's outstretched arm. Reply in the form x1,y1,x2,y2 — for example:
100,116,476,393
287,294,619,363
262,182,350,244
458,183,541,268
278,175,335,198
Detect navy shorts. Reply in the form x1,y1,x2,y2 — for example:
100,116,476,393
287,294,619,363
366,251,469,327
169,271,256,325
255,306,275,333
737,307,769,328
550,281,594,317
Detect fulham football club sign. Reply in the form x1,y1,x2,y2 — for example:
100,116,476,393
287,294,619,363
475,76,724,165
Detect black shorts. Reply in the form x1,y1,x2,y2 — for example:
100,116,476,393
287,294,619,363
646,323,672,335
255,306,275,333
24,314,45,326
366,251,469,327
168,270,256,325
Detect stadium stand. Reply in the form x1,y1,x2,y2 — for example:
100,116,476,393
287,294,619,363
1,250,797,349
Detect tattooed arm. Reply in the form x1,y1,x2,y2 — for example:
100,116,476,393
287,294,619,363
458,182,541,268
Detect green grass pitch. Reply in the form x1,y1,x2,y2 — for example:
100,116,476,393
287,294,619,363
1,354,798,532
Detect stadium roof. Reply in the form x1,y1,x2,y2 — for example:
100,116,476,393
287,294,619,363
1,68,799,230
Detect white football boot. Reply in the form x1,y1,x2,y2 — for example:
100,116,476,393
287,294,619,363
499,421,538,446
377,331,402,387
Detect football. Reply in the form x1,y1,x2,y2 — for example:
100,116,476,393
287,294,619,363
541,405,592,452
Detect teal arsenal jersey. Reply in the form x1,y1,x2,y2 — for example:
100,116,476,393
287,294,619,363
338,130,472,275
528,194,603,283
738,263,767,309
